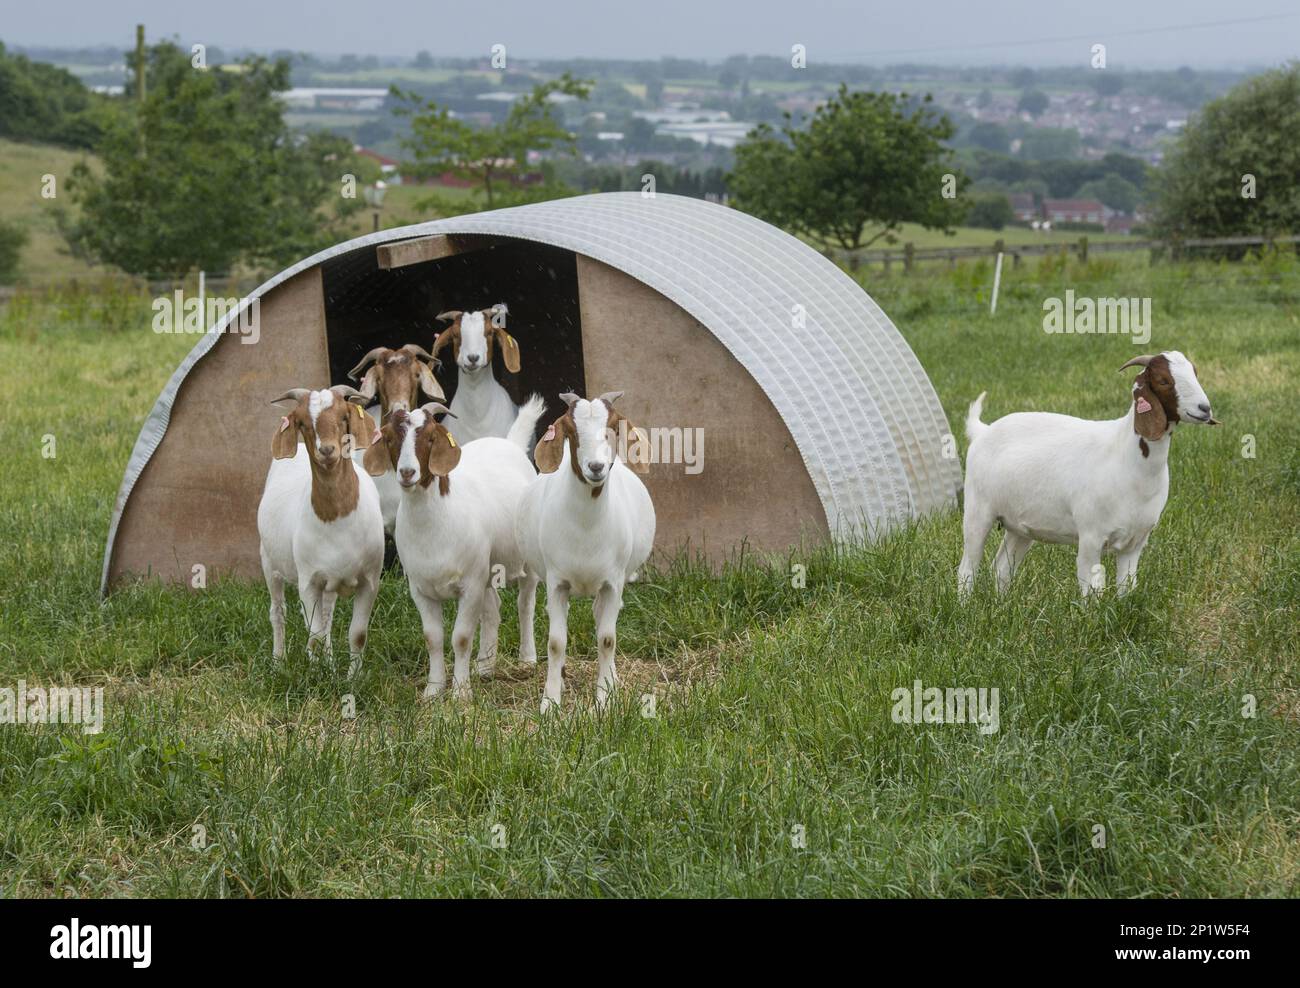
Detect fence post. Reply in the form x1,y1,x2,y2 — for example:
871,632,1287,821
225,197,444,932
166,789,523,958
883,252,891,275
904,242,915,275
1078,236,1088,263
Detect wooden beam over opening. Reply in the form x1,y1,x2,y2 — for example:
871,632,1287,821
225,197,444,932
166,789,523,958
375,234,496,270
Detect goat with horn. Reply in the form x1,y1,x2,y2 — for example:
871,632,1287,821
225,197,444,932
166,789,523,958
347,343,445,536
959,350,1218,598
257,385,386,675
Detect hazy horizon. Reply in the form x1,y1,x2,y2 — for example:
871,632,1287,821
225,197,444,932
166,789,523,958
5,0,1299,69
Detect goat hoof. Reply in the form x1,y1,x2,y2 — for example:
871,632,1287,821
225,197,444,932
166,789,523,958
540,695,559,715
475,661,497,679
421,682,446,702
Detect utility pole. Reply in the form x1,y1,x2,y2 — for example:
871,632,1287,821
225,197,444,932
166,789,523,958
135,24,146,104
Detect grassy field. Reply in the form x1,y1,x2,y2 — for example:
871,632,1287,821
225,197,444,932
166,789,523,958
0,139,103,285
0,252,1297,897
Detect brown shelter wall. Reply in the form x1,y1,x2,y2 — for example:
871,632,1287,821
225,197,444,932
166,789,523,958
109,269,329,586
575,256,828,561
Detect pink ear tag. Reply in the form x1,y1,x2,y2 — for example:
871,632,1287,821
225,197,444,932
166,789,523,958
543,425,556,442
279,416,291,432
1135,397,1152,413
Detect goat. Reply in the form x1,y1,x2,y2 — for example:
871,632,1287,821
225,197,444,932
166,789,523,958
958,351,1218,598
432,304,526,445
363,395,546,701
515,392,655,713
257,385,385,675
347,344,444,536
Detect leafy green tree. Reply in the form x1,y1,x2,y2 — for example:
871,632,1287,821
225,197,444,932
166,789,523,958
393,73,592,212
0,219,29,284
0,41,104,148
1019,127,1080,160
966,193,1014,230
967,122,1010,153
1091,73,1125,97
729,84,968,253
62,43,365,278
1077,174,1139,213
1017,89,1049,117
1152,64,1300,238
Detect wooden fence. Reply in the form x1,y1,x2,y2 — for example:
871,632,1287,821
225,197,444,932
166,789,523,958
838,233,1300,272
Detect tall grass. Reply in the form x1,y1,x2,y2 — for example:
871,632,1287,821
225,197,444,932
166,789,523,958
0,254,1296,897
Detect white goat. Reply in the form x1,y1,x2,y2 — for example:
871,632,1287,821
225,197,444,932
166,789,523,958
515,392,655,713
958,351,1217,598
257,385,385,674
432,304,526,445
346,344,444,536
363,395,546,700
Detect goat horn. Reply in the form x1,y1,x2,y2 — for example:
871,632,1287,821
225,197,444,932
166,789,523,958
347,347,390,381
598,391,624,406
418,402,456,419
401,343,436,364
1118,355,1154,372
333,384,368,403
435,310,462,322
269,388,310,406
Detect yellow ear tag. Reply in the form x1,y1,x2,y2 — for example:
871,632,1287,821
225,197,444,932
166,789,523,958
446,434,457,447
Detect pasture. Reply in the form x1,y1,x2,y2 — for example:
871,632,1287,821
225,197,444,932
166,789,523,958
0,252,1296,897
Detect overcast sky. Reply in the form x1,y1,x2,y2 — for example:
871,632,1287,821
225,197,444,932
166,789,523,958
7,0,1299,67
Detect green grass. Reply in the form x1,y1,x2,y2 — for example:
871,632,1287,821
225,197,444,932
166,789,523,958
0,138,103,285
0,252,1297,897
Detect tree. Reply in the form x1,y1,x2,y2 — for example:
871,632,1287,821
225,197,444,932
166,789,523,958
966,193,1014,230
62,43,366,278
1077,175,1139,213
413,50,433,69
967,122,1010,153
1152,64,1300,239
1019,127,1080,160
0,219,29,284
729,84,968,253
393,73,592,211
1090,73,1125,97
1017,89,1049,116
0,41,104,148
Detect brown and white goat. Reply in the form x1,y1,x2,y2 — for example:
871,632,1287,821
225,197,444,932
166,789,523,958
257,385,385,674
432,305,525,445
959,351,1218,598
347,344,444,534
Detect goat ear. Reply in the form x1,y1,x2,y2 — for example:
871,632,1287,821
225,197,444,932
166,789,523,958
432,325,459,363
534,415,569,473
1132,374,1168,441
608,416,650,475
418,360,446,401
348,402,380,448
427,424,462,476
362,428,391,476
272,415,299,460
357,365,379,401
495,326,521,373
621,419,652,474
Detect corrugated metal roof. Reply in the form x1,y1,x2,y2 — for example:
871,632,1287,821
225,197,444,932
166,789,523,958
102,192,959,593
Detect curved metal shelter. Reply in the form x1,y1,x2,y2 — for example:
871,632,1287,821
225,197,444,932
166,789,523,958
103,192,959,593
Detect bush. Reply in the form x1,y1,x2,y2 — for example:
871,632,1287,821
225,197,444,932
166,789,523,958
966,193,1014,230
0,220,29,284
1153,64,1300,238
